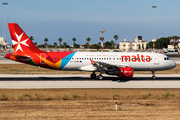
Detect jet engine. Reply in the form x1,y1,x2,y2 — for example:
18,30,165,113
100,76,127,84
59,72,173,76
106,67,133,78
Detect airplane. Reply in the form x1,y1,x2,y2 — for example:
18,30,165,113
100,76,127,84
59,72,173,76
5,23,176,80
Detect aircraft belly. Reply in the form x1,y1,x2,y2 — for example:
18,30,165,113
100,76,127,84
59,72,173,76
130,62,155,71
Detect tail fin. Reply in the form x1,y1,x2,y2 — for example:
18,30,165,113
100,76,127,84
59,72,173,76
8,23,41,53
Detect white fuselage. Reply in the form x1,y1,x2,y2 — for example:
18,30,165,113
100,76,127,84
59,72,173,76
62,52,176,71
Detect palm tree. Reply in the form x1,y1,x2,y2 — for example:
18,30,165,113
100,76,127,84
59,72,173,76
72,37,76,47
29,36,34,41
58,38,63,48
54,42,57,48
110,40,114,49
168,36,172,43
113,35,119,49
63,42,67,48
34,42,38,46
86,37,91,49
44,38,48,48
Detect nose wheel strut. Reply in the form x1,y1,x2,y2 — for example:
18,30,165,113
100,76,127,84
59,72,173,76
151,71,156,79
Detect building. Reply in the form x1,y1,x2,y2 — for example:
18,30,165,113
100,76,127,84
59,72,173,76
119,36,148,52
0,37,5,45
0,37,6,50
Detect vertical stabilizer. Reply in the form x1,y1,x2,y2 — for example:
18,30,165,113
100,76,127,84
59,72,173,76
8,23,41,53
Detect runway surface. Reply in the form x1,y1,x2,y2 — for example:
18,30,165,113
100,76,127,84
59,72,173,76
1,74,180,88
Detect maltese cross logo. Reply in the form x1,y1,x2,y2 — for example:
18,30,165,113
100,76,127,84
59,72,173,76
12,32,29,52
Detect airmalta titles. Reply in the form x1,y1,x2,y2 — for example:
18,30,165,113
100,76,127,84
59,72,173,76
121,54,151,62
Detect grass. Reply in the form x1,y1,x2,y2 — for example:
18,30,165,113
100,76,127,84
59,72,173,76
63,94,69,100
0,89,179,101
0,89,180,119
163,92,175,98
0,64,180,74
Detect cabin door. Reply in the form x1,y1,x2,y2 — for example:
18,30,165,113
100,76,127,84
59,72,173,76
40,53,46,64
154,55,159,65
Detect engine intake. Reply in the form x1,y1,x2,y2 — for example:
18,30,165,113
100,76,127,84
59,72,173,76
117,67,133,78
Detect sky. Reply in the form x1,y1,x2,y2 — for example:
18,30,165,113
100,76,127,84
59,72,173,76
0,0,180,45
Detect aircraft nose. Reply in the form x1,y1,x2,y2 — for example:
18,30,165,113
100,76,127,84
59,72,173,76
170,60,176,68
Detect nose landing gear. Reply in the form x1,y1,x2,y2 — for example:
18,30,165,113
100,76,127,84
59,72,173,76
151,71,156,79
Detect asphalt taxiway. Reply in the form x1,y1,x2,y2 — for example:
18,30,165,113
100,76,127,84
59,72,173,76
1,74,180,88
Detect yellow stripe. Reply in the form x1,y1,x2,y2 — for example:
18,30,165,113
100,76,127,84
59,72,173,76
35,54,59,69
55,60,62,69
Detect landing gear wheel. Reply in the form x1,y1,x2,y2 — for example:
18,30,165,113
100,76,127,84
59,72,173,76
151,71,156,80
97,75,103,80
91,74,96,79
152,76,156,80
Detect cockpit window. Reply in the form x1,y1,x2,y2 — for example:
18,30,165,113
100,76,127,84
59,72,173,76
164,57,170,60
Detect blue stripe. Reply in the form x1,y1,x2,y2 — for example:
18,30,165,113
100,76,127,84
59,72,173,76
60,52,76,69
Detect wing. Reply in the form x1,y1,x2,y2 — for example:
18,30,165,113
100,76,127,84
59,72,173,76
92,61,130,71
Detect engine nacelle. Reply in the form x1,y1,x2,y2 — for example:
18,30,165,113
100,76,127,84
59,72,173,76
106,67,133,78
117,67,133,78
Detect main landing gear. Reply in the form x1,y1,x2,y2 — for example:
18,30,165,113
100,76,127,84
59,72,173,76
151,71,156,79
97,75,103,80
90,72,96,79
91,70,105,80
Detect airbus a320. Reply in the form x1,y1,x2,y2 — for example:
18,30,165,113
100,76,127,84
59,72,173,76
5,23,176,80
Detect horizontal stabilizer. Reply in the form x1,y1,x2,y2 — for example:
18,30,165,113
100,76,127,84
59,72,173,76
12,55,31,61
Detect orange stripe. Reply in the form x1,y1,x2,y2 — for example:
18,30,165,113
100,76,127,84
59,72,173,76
35,54,59,69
